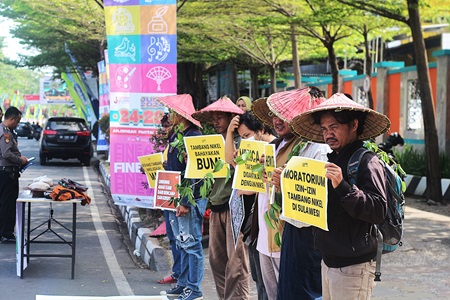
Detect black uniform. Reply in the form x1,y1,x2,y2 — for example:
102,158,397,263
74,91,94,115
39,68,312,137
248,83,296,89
0,123,22,240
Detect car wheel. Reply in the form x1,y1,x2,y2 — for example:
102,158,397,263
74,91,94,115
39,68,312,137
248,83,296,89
28,135,33,139
40,155,48,166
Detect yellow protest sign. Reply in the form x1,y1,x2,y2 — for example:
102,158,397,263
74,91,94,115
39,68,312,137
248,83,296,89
232,140,267,193
184,135,229,179
281,156,328,231
138,153,164,188
264,144,276,204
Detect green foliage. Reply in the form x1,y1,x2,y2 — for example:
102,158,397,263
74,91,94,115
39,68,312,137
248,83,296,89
393,145,426,177
393,145,450,179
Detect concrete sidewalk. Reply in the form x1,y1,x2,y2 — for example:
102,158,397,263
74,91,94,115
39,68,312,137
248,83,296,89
98,160,450,299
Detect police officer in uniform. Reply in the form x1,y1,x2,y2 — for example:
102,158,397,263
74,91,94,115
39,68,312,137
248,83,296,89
0,107,29,243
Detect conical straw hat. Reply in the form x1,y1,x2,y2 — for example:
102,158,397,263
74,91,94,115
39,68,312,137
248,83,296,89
252,87,326,129
192,95,243,123
156,94,202,128
290,93,391,143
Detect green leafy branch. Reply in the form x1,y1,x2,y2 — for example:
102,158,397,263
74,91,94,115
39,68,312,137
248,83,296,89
264,140,307,247
363,140,407,192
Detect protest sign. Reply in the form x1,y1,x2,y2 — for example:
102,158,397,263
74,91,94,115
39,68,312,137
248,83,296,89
138,153,164,188
154,170,180,211
184,134,229,178
264,144,276,204
232,140,267,193
280,156,328,231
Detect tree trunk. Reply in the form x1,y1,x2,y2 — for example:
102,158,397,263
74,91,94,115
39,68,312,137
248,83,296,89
363,27,375,109
250,67,260,99
269,65,277,94
231,63,240,100
408,0,443,202
326,43,340,94
195,63,206,109
291,23,302,88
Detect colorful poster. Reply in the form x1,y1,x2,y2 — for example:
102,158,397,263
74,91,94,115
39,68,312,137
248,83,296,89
264,144,276,204
280,157,328,231
138,152,164,188
184,134,229,179
154,170,179,211
232,140,267,193
103,0,177,207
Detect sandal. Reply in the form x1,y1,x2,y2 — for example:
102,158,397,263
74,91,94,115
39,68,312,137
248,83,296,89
157,274,177,284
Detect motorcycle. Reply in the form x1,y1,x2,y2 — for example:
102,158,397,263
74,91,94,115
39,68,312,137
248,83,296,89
33,126,42,141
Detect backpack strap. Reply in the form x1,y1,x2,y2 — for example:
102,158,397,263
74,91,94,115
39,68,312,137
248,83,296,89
374,226,383,281
347,148,372,186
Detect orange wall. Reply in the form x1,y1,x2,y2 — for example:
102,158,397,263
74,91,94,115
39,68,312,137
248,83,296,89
343,81,352,95
371,77,377,109
387,73,401,133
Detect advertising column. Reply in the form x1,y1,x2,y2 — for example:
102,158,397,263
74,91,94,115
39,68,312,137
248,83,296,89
103,0,177,208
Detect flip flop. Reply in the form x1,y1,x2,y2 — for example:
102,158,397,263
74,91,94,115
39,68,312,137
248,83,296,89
157,275,177,284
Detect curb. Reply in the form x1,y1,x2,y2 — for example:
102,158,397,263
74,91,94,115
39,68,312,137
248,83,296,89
98,160,170,272
404,175,450,202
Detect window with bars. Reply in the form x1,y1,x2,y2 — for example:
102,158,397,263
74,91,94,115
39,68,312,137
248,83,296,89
407,79,423,131
357,87,369,107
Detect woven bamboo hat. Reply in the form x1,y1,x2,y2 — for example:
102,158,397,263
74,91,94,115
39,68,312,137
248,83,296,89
252,87,326,129
156,94,202,128
192,95,243,124
290,93,391,143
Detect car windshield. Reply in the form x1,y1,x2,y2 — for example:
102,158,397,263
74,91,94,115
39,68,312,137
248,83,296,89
49,121,86,131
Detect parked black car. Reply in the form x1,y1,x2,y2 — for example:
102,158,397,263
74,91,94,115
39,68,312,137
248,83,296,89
39,117,93,166
16,122,34,139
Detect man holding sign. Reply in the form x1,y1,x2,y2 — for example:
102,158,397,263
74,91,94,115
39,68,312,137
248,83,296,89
290,93,390,300
253,87,329,300
192,96,249,300
157,94,207,300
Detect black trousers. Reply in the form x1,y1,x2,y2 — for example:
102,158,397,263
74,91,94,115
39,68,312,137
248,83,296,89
277,224,322,300
0,171,19,236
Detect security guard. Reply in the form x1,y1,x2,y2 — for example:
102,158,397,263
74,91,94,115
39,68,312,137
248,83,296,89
0,107,28,243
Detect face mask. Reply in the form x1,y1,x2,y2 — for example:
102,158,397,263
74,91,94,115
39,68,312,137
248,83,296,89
245,136,256,141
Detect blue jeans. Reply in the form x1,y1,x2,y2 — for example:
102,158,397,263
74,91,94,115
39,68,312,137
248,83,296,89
168,198,207,292
165,210,181,279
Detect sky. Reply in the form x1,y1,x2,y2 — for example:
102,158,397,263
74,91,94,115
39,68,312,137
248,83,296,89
0,16,37,61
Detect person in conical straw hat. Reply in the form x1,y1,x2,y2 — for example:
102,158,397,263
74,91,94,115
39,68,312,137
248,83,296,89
290,93,390,300
192,95,251,300
251,86,329,300
156,94,207,300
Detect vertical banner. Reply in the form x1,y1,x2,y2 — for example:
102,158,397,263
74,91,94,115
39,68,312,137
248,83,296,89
104,0,177,208
97,59,110,152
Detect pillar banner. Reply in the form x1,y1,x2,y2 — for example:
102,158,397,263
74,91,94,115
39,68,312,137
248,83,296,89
104,0,177,208
232,140,267,193
184,134,229,179
97,60,110,152
280,156,328,231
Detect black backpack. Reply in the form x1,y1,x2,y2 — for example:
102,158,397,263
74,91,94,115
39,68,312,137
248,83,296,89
347,148,405,281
